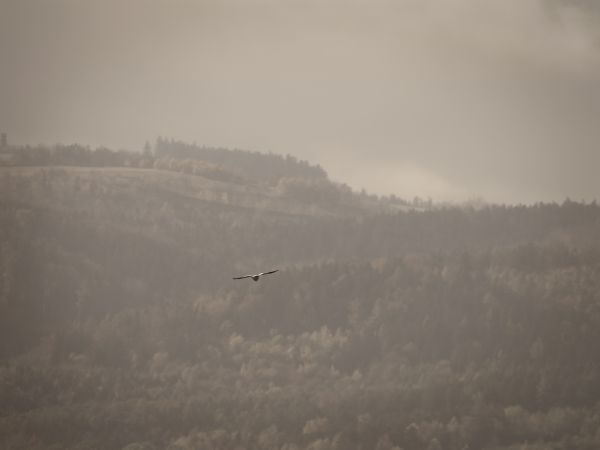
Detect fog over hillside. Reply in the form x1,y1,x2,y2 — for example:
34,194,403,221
1,0,600,202
2,0,600,448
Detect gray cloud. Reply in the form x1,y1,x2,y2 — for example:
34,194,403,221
1,0,599,203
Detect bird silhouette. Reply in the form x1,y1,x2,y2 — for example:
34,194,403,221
233,269,279,282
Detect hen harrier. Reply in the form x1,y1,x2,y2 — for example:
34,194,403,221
233,270,279,282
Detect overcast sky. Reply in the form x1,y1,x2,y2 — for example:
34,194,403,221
1,0,599,203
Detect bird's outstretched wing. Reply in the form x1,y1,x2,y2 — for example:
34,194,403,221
259,269,279,276
233,270,278,280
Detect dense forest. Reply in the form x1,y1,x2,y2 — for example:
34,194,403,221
1,143,600,449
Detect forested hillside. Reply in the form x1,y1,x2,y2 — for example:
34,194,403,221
1,144,600,449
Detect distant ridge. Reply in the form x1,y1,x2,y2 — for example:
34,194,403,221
154,137,327,183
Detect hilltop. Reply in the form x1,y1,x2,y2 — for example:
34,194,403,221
0,140,419,215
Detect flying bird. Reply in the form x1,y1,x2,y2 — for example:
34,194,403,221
233,270,279,282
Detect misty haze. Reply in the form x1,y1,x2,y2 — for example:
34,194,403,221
1,1,600,449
